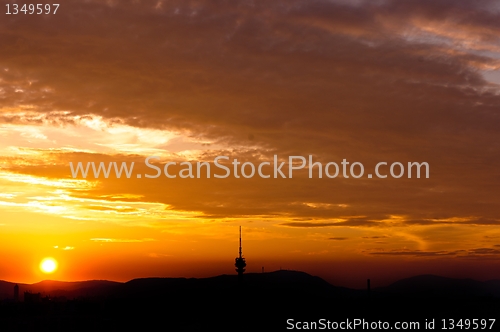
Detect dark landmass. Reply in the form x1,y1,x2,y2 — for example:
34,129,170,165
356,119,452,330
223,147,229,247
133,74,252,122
1,271,499,331
0,280,121,301
376,274,500,297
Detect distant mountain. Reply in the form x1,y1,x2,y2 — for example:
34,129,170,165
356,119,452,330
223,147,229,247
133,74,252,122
2,272,500,302
0,280,19,300
0,279,121,300
0,270,348,301
119,270,357,299
376,274,500,298
1,272,500,330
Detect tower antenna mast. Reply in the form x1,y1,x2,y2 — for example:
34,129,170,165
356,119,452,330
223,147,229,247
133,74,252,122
235,226,247,278
239,226,242,258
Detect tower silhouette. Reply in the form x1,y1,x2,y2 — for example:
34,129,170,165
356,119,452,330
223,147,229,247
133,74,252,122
234,226,246,278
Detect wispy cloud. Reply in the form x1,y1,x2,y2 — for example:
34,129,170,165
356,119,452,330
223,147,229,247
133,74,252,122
90,238,156,243
365,247,500,259
54,246,75,250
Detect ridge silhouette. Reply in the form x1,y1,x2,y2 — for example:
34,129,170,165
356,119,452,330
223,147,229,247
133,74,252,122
2,272,500,300
1,273,499,331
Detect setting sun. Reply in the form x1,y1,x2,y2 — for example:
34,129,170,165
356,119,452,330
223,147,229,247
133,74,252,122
40,258,58,274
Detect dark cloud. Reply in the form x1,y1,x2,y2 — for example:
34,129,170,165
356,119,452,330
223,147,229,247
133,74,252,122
403,218,500,226
280,219,379,228
0,0,499,229
368,250,459,257
367,247,500,258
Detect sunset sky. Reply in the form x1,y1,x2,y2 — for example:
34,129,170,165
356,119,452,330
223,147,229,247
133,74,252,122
1,0,500,288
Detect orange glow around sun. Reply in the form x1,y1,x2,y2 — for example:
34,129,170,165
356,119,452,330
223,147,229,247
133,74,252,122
40,258,58,274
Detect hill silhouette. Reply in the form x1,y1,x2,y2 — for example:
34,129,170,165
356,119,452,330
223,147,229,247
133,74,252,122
120,270,356,298
0,280,120,300
1,272,499,331
3,272,500,301
376,274,500,298
0,270,355,301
